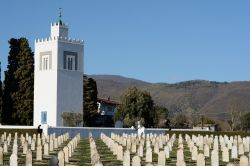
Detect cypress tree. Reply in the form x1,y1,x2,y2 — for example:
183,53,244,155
2,38,34,125
83,75,98,126
13,38,34,125
0,62,2,123
0,81,2,123
2,38,20,124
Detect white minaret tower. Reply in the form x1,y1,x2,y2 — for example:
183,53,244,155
34,15,84,127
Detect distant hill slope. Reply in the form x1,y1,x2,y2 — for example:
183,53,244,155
89,75,250,119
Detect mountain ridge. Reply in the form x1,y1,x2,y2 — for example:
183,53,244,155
89,74,250,120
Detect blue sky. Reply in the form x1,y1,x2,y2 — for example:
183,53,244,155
0,0,250,83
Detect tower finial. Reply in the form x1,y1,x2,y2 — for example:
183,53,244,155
58,8,63,25
59,8,62,19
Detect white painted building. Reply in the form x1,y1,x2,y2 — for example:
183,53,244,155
34,20,84,127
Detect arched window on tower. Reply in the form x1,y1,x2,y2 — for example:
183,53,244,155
39,51,52,71
66,55,75,70
41,55,49,70
64,51,78,71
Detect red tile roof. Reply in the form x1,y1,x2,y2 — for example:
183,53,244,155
97,97,120,105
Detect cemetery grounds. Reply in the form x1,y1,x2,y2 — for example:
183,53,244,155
0,129,249,166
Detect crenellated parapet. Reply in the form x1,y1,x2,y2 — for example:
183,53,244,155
51,21,68,27
35,36,84,45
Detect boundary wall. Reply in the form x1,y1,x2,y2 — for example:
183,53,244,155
48,127,206,138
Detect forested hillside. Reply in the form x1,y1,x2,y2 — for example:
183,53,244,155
90,75,250,120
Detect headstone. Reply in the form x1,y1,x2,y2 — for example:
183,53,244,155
222,147,229,162
54,138,58,149
158,138,163,149
146,147,152,162
131,142,137,153
0,147,3,165
243,140,249,152
127,138,131,150
158,151,166,166
137,145,143,157
196,153,205,166
198,136,204,150
113,143,118,155
164,145,170,159
123,150,130,166
239,155,249,166
132,155,141,166
37,136,41,146
238,143,244,155
42,135,46,146
211,150,219,166
176,160,186,166
7,135,11,145
44,142,49,155
204,144,210,157
122,137,126,146
117,145,123,161
57,136,61,147
91,153,100,165
1,135,4,143
213,138,219,151
49,138,54,152
178,143,184,149
249,152,250,165
231,145,238,159
67,144,72,157
28,136,32,145
25,133,29,141
94,161,103,166
177,148,184,162
31,139,36,151
26,149,32,166
228,141,233,149
12,143,18,155
21,136,25,146
63,146,69,163
36,145,42,160
23,141,28,154
154,142,159,154
3,141,7,153
146,140,151,149
58,150,64,166
145,164,153,166
33,134,36,141
192,146,198,160
10,153,18,166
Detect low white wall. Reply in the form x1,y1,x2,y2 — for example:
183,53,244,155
48,127,211,138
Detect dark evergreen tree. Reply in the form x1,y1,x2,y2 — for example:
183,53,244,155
13,38,34,125
2,38,20,124
2,38,34,125
0,62,3,123
83,75,98,126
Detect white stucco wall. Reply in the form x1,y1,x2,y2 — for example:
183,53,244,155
34,40,58,127
56,40,83,126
